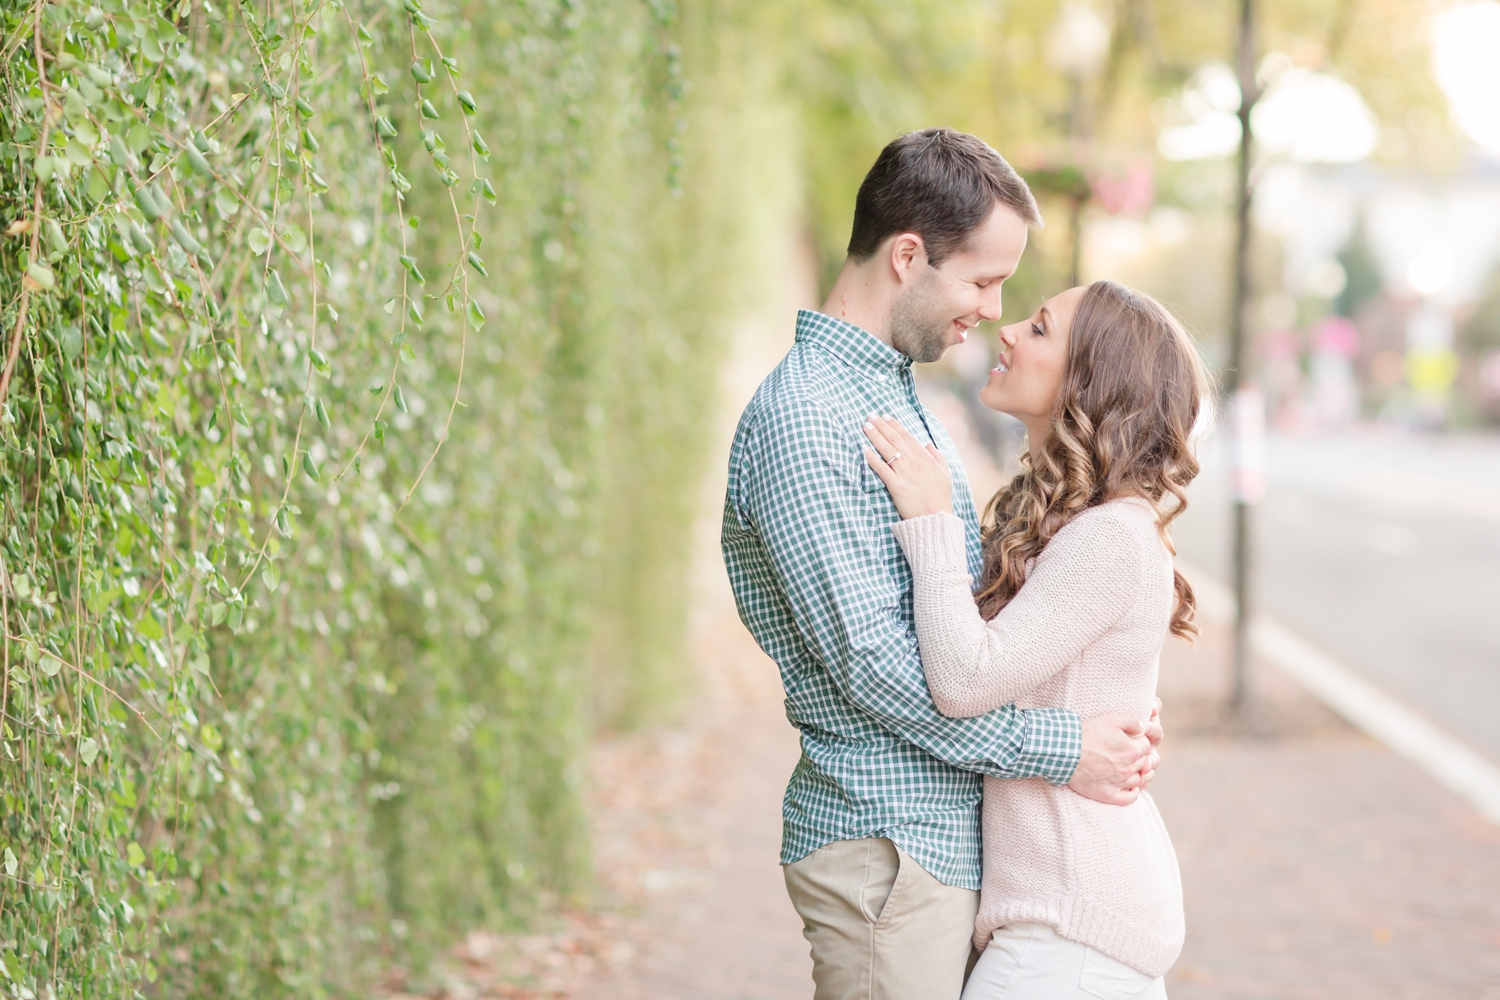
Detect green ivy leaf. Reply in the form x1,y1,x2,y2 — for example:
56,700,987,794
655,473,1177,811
134,184,169,221
126,842,146,868
127,223,155,254
45,219,67,254
266,269,288,306
398,255,426,284
262,561,282,591
282,224,308,254
466,300,485,328
456,90,477,113
419,100,440,119
60,324,83,359
184,142,213,174
169,220,202,255
23,263,55,292
248,228,271,254
466,251,488,277
78,738,99,766
2,848,15,878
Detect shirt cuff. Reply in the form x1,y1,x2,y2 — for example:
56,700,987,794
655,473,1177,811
1014,707,1083,785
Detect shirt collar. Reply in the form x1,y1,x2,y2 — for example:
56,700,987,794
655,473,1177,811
795,309,911,376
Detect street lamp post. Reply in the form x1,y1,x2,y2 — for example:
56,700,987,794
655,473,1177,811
1226,0,1263,711
1044,2,1111,286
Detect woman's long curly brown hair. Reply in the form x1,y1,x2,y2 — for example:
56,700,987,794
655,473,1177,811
975,281,1212,641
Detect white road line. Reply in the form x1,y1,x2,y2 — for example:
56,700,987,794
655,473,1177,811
1180,562,1500,824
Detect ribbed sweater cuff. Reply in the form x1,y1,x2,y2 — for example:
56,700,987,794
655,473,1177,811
890,512,968,575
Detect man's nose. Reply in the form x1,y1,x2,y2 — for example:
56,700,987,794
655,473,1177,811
977,286,1003,322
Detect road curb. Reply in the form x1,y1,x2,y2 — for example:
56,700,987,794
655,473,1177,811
1180,562,1500,825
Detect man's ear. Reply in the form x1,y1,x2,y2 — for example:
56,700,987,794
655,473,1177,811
887,232,926,286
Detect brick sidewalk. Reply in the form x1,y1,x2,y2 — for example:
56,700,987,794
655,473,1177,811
563,603,1500,999
1153,619,1500,999
395,373,1500,1000
397,592,1500,1000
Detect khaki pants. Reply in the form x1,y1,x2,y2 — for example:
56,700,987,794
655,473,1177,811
783,838,980,1000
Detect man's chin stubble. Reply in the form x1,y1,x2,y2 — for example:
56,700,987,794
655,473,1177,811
888,300,951,364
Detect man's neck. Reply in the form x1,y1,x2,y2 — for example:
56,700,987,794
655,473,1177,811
820,259,895,348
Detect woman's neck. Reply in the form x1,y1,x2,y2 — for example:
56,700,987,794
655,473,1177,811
1023,417,1050,465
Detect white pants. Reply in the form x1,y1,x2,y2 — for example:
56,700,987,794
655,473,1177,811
961,923,1167,1000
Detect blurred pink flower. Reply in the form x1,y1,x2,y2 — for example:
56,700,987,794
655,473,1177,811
1479,349,1500,401
1261,327,1300,360
1089,165,1154,216
1312,316,1359,358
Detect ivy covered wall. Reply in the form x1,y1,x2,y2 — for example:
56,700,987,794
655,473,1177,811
0,0,783,993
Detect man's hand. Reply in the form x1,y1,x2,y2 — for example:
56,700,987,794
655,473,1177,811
1140,698,1164,791
1068,713,1153,805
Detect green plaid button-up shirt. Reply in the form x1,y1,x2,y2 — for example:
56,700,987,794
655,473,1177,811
721,309,1083,890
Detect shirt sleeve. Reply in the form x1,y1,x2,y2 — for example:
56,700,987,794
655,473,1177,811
734,398,1081,784
892,510,1141,718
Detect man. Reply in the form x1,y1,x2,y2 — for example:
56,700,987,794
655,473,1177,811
721,128,1160,999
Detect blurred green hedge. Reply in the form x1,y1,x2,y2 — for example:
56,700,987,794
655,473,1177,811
0,0,777,993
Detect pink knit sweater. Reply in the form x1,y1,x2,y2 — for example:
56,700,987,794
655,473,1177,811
891,498,1184,978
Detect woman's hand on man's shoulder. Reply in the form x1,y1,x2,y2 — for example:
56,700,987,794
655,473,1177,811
860,414,954,519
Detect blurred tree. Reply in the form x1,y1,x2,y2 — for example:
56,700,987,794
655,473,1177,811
1335,220,1384,318
775,0,1438,322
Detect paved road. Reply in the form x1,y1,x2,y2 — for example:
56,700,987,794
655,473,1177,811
1172,430,1500,764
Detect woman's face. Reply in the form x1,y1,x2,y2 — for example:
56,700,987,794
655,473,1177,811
978,285,1085,431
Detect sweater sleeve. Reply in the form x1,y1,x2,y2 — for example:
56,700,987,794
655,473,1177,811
892,508,1144,719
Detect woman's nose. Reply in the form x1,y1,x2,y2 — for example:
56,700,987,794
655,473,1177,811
997,324,1018,348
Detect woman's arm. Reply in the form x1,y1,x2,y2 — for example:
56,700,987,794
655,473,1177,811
861,415,1145,718
892,510,1140,717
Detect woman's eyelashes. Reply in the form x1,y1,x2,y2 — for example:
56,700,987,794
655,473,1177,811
1031,321,1045,337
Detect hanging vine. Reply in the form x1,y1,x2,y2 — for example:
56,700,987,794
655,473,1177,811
0,0,762,990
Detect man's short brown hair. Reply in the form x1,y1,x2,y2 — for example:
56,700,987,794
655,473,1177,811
846,128,1042,268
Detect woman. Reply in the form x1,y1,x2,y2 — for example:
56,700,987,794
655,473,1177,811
861,280,1209,1000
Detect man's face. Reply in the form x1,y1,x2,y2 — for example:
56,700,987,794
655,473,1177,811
887,203,1030,364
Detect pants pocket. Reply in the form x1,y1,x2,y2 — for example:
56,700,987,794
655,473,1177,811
860,838,902,924
1078,946,1157,1000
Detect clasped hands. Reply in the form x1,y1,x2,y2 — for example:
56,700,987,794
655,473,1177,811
1071,701,1163,806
